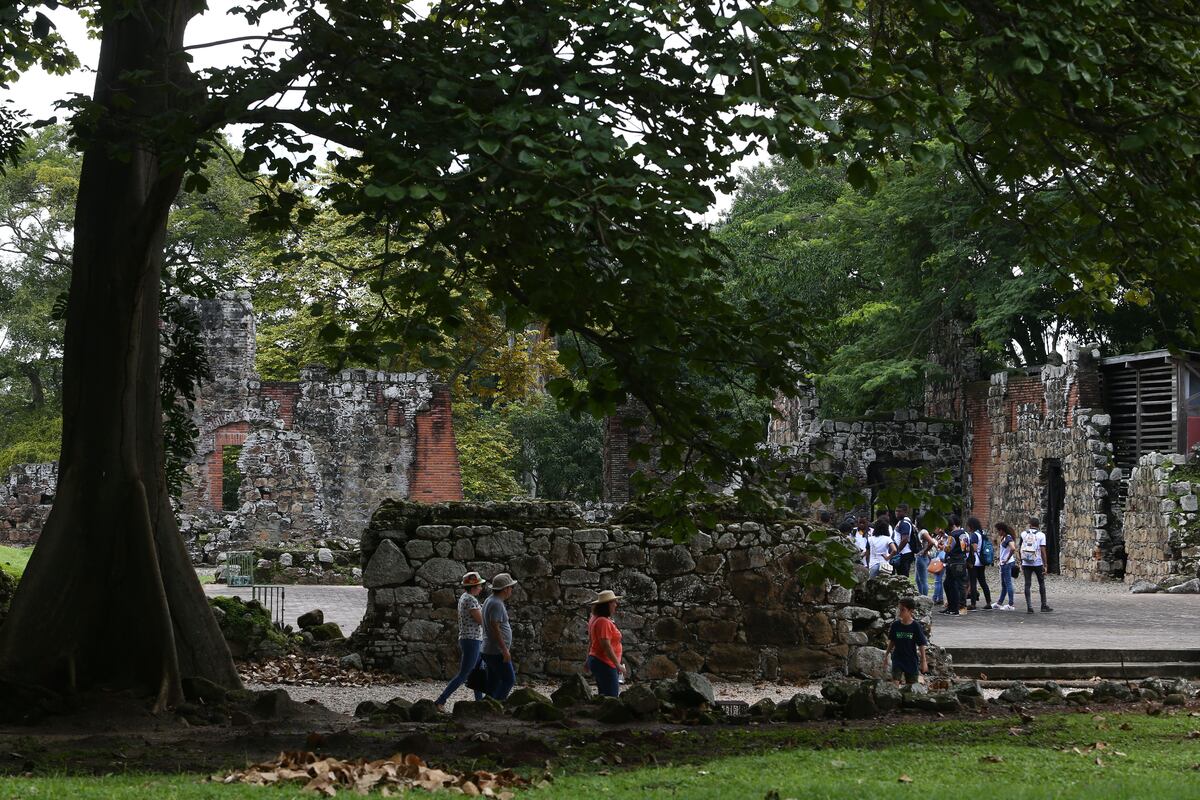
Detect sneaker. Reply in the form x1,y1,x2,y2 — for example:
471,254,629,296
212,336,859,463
1041,606,1054,612
981,604,993,611
1005,605,1015,611
1027,607,1035,614
991,602,1001,609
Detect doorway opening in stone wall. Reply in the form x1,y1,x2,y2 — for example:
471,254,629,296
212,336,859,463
866,460,922,519
222,445,245,512
1041,458,1065,574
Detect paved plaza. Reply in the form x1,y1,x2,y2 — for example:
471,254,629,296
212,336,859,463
931,575,1200,651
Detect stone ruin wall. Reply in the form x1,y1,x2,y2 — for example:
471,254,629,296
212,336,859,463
963,347,1119,580
0,462,56,545
767,385,965,516
1124,453,1200,584
353,500,872,682
0,294,464,577
179,293,464,568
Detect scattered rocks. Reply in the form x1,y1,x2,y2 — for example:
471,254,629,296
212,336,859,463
297,609,324,629
1129,580,1159,594
551,675,594,708
620,684,662,717
505,688,554,708
1167,578,1200,594
452,699,504,719
595,696,636,724
407,699,441,723
998,682,1032,705
339,653,364,671
670,672,715,707
781,694,828,722
307,622,345,642
1092,681,1135,703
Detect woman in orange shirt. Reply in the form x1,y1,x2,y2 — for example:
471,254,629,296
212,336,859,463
586,590,625,697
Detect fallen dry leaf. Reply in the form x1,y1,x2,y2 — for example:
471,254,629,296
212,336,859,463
898,774,913,783
213,751,528,797
980,755,1003,763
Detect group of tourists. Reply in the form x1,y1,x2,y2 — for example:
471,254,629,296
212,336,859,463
841,505,1053,614
434,571,626,710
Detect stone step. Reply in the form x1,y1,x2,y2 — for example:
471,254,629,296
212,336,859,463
953,661,1200,680
945,647,1200,665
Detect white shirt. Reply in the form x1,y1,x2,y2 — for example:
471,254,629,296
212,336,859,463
868,534,893,567
854,532,869,565
999,534,1015,565
971,530,983,566
1019,529,1047,567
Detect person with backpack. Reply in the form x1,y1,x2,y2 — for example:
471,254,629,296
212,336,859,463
867,517,897,578
966,517,993,611
940,515,970,615
1020,517,1053,613
912,514,938,597
993,522,1018,610
892,504,917,578
883,597,928,685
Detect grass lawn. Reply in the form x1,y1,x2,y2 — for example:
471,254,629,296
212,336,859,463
2,712,1200,799
0,544,32,579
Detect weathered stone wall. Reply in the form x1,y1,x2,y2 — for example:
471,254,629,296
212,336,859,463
768,386,964,514
168,293,464,565
354,500,861,682
974,347,1119,580
0,462,56,545
1124,453,1200,584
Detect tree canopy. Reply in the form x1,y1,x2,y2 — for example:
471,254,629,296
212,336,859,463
0,0,1198,704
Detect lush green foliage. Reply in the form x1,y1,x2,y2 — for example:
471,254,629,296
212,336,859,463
509,397,604,501
453,403,524,501
0,406,59,473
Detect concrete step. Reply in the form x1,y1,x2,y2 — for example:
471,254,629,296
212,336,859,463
945,647,1200,665
953,662,1200,680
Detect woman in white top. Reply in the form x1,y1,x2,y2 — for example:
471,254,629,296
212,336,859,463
867,515,897,578
434,572,486,710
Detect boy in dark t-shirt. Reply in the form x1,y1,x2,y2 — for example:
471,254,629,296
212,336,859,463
883,597,928,684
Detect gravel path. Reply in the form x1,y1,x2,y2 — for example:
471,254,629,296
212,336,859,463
246,678,827,715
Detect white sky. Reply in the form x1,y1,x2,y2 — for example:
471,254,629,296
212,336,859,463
6,3,752,222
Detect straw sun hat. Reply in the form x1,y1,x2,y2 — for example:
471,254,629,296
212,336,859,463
490,573,519,590
588,590,623,605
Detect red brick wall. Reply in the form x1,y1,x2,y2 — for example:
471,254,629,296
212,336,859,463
260,382,300,429
207,422,249,509
966,382,992,522
410,384,464,502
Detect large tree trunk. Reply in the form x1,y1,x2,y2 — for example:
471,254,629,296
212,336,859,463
0,0,240,709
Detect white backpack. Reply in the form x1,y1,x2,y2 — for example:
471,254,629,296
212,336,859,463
1019,529,1041,564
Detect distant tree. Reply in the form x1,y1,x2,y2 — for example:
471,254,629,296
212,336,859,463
509,397,604,501
453,403,523,501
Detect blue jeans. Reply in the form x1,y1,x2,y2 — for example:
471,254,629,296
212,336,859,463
914,554,930,595
587,655,621,697
435,638,484,706
998,563,1015,606
482,652,516,701
932,569,944,603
